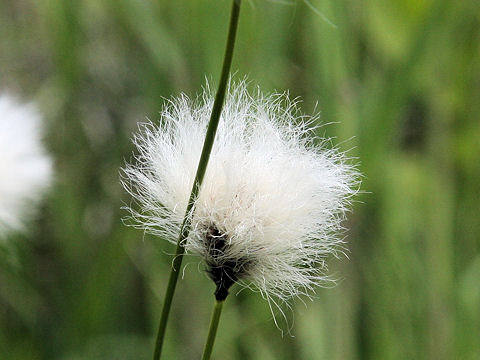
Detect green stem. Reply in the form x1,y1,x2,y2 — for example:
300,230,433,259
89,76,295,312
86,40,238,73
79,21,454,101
152,1,242,359
201,300,225,360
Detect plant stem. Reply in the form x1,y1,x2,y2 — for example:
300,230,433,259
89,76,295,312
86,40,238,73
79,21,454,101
201,300,225,360
152,1,242,359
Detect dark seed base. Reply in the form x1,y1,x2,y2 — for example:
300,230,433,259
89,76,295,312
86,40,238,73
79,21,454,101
205,227,248,301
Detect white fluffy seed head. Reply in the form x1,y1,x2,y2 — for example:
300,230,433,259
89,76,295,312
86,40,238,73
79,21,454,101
0,93,53,237
122,81,359,301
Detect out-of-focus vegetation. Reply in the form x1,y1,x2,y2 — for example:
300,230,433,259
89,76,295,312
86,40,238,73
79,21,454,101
1,0,479,359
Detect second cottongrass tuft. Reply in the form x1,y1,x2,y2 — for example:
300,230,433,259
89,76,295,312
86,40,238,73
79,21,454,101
0,93,53,238
121,82,359,303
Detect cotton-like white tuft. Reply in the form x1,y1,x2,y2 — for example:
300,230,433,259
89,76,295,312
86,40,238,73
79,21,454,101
0,93,53,237
122,82,359,302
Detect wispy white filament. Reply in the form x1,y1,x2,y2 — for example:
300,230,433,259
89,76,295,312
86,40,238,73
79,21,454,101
0,94,53,237
122,82,359,301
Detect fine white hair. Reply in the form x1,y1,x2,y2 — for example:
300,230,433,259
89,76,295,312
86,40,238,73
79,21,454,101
0,93,53,237
122,81,359,301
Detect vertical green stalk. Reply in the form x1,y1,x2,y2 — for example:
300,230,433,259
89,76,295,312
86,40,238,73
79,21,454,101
201,300,225,360
152,1,242,359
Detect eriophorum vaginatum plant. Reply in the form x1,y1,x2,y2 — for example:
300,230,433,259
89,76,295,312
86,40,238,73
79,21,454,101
0,93,53,238
122,81,359,303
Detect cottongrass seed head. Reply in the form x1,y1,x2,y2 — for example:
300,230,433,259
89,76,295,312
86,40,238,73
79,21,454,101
122,81,359,304
0,93,53,237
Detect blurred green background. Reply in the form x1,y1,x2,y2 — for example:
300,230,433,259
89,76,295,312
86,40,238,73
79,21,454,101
1,0,479,359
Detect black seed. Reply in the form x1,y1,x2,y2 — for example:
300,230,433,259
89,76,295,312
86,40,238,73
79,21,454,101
204,226,250,301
